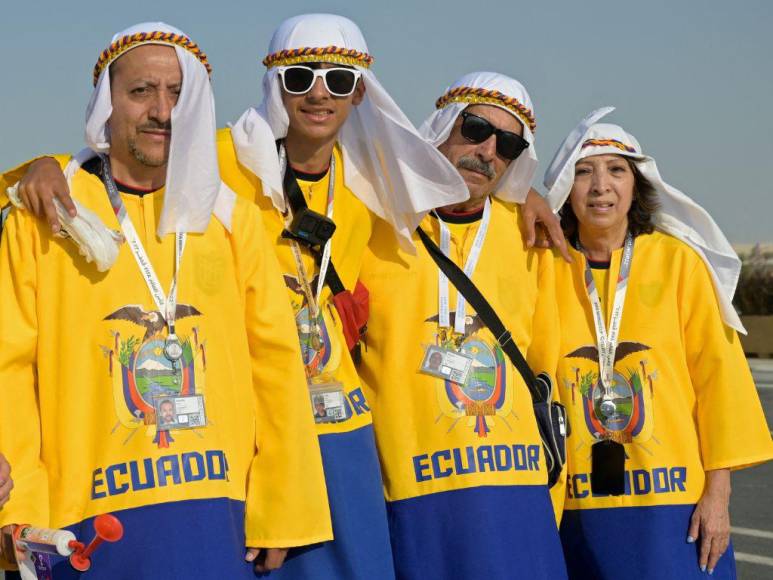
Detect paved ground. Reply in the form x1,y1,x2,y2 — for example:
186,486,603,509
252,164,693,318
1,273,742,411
732,359,773,579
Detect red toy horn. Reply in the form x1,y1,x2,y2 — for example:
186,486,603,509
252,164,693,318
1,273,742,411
68,514,124,572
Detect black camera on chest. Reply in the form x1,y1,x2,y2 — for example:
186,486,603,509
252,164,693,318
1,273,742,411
284,207,337,248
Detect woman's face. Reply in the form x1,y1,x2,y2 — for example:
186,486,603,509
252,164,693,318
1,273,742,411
569,154,635,234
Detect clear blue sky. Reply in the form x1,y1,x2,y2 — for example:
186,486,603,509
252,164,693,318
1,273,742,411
2,0,770,242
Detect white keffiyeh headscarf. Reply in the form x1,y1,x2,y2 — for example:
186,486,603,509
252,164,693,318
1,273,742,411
230,13,468,244
80,21,235,236
544,108,744,333
420,71,538,204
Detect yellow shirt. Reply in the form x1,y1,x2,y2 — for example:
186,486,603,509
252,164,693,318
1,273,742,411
356,199,568,579
1,137,379,436
216,129,377,435
555,231,773,510
359,199,561,501
0,162,332,548
213,130,396,580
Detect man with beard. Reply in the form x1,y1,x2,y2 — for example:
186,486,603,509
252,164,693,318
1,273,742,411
0,22,329,578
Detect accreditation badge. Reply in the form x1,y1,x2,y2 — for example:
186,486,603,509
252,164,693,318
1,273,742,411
308,381,347,424
154,394,207,430
419,344,474,385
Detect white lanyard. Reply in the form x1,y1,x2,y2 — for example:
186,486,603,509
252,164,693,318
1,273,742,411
437,197,492,335
279,146,335,317
101,155,186,335
578,233,634,393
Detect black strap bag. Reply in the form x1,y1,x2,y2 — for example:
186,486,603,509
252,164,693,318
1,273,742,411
417,226,569,487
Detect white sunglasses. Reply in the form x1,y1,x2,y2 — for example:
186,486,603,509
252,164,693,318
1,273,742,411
277,66,362,97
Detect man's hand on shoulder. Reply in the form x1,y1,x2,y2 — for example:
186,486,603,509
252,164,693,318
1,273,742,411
18,157,76,234
522,188,571,263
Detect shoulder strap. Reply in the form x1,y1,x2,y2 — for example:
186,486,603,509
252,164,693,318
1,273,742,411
417,226,546,404
282,157,346,295
282,156,311,214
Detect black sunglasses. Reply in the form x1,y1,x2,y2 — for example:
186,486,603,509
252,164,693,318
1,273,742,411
278,65,361,97
459,111,529,160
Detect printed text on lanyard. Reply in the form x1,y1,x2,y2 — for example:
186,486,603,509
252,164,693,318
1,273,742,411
100,155,187,363
436,197,492,336
578,232,634,415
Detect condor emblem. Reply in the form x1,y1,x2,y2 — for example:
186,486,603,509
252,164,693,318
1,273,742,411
101,304,207,448
426,313,514,437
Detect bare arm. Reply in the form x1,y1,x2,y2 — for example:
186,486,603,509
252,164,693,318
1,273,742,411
521,188,571,263
16,157,76,233
688,468,731,574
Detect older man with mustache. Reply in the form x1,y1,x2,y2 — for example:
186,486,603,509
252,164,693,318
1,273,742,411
356,72,568,580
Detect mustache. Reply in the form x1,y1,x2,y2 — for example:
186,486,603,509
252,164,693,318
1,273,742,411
138,121,172,132
457,156,495,179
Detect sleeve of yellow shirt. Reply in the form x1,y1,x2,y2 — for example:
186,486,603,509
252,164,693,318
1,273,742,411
682,255,773,471
0,155,71,207
0,209,50,528
230,200,332,548
216,128,264,204
525,247,561,379
526,247,566,522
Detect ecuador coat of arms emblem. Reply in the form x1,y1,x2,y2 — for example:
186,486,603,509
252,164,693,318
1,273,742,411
101,304,206,448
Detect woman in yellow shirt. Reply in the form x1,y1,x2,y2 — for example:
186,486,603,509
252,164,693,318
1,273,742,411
544,111,773,579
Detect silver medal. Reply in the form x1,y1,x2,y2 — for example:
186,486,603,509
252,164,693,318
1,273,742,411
599,395,617,418
164,334,184,362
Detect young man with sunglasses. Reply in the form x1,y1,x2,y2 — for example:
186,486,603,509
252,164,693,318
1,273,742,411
220,14,474,579
356,72,568,580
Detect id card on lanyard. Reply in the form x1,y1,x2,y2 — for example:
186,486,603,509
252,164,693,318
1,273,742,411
419,198,492,386
100,155,205,430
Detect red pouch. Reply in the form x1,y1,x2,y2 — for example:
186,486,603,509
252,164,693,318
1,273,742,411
331,280,369,353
